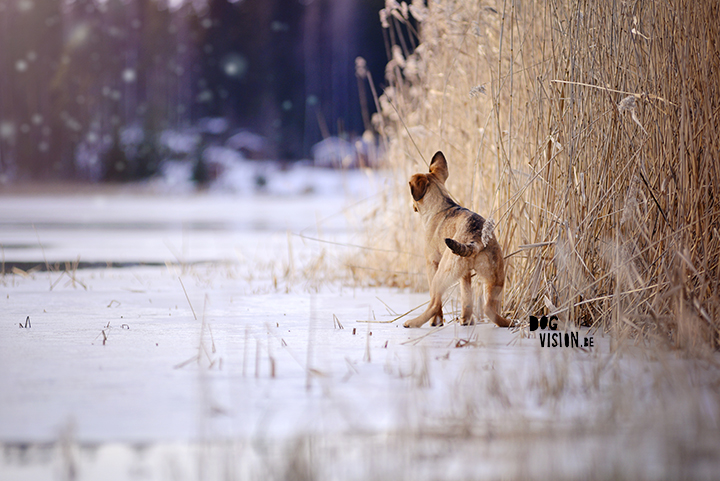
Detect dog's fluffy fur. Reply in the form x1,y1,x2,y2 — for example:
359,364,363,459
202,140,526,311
404,151,511,328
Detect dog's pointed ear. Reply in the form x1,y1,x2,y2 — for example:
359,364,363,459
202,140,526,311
409,175,429,202
429,151,449,183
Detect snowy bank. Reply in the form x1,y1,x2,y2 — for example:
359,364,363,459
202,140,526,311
1,182,719,480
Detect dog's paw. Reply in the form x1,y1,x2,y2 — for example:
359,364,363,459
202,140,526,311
459,317,475,326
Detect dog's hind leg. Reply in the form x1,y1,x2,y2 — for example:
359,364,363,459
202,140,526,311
484,283,511,327
459,273,474,325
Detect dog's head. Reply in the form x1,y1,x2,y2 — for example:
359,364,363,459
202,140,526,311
409,151,449,212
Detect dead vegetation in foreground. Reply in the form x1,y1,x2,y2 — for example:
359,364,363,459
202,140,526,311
354,0,720,356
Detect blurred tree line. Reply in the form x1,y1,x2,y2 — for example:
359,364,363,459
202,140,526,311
0,0,385,182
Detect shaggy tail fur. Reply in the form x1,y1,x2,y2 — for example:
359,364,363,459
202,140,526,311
445,218,497,257
480,218,495,247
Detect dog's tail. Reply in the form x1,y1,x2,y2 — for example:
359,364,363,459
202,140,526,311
445,219,495,257
445,218,496,257
445,238,481,257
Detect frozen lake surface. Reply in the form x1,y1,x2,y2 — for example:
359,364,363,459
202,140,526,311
1,175,719,480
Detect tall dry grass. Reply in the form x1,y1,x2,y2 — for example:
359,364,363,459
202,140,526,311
355,0,720,354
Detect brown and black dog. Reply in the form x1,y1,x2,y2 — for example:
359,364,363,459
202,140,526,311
404,151,511,328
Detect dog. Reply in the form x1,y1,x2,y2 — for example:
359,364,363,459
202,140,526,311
404,151,511,328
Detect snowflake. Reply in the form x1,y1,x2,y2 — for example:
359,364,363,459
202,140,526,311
122,68,136,83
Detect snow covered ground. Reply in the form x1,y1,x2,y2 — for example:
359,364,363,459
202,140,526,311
1,168,719,480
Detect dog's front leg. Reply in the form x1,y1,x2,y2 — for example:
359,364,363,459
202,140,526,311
425,259,438,288
404,254,455,328
403,297,442,328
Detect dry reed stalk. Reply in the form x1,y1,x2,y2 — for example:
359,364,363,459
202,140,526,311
357,0,719,354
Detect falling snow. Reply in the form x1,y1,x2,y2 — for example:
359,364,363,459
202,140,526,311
0,121,16,141
122,68,136,83
221,53,247,79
